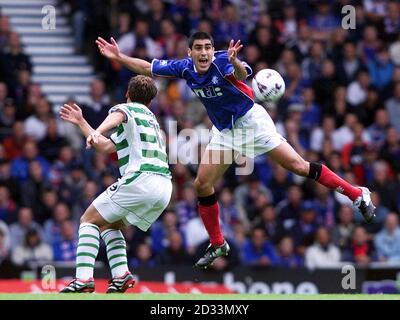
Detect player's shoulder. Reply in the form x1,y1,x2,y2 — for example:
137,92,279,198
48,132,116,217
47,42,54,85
213,50,229,62
173,57,193,68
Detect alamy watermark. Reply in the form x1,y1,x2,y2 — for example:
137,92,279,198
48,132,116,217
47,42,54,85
41,5,56,30
341,264,356,290
341,5,356,30
164,120,255,175
41,264,57,290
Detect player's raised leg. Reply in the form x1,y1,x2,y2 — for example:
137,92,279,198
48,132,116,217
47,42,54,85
60,205,106,293
268,142,376,223
194,149,233,268
100,223,135,293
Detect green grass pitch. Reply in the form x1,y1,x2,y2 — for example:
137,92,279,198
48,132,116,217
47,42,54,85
0,294,399,300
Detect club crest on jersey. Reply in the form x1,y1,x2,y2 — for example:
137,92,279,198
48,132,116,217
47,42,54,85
211,76,219,85
160,60,167,66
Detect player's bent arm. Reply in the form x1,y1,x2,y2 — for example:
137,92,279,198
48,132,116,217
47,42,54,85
115,53,152,77
96,111,125,135
231,58,248,81
78,119,116,154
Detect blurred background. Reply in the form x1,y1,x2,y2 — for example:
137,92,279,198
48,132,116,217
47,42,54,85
0,0,400,294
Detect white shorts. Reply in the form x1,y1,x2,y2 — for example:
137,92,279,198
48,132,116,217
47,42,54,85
206,103,286,158
93,172,172,231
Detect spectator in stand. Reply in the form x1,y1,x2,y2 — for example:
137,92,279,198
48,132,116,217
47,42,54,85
276,185,304,230
331,204,356,252
38,118,69,163
264,163,292,205
379,127,400,175
2,121,28,161
289,200,320,255
0,185,16,224
52,220,78,262
234,173,272,219
276,235,303,268
156,230,191,265
43,202,73,245
374,213,400,263
58,161,87,206
219,187,248,239
0,15,10,53
80,79,111,129
1,32,31,92
175,183,197,232
10,139,50,183
367,161,400,212
253,204,286,245
367,45,394,91
301,41,326,82
385,81,400,134
151,210,182,254
24,98,54,141
241,227,278,267
341,122,370,186
383,1,400,42
0,220,10,262
9,207,44,249
19,160,51,221
346,69,370,108
307,0,340,41
144,0,172,40
359,25,381,63
310,115,336,153
367,109,391,150
213,4,247,48
344,226,376,265
336,41,365,86
11,228,52,267
129,242,156,269
305,226,341,269
156,19,185,59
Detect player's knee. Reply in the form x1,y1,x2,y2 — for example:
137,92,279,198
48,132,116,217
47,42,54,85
288,158,309,177
194,176,213,195
80,213,91,225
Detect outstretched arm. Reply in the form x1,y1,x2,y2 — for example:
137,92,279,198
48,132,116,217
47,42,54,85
59,104,116,154
96,37,152,77
227,39,247,81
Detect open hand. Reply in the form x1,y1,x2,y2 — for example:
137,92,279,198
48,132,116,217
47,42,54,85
96,37,120,60
59,103,84,125
227,39,243,63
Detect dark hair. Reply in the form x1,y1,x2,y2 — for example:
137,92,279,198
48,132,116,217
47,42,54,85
127,75,157,105
188,32,214,49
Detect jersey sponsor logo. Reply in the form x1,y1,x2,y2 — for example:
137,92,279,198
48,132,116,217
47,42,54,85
193,86,223,98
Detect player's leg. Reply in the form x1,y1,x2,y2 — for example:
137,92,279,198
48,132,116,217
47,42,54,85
100,221,135,293
194,149,233,268
60,205,108,293
267,142,376,222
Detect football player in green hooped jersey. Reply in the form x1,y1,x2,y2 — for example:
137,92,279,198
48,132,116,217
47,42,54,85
59,75,172,293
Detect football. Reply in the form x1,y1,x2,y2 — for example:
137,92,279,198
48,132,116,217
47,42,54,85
251,68,286,102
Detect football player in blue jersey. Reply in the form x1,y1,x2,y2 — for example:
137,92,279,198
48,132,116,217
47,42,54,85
96,32,376,269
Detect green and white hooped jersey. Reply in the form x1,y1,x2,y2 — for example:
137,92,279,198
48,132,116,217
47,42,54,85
109,102,171,178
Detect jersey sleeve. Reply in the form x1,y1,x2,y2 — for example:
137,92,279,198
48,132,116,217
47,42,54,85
109,131,117,144
215,51,253,78
108,104,131,122
151,58,188,78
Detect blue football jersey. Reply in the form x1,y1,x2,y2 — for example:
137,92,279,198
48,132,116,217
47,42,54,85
151,51,254,131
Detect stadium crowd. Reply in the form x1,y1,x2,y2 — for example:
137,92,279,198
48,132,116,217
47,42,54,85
1,0,400,272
